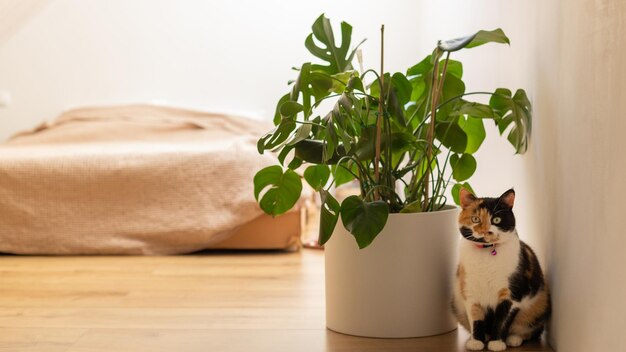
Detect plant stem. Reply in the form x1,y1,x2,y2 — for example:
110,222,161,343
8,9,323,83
410,62,435,205
405,98,427,129
422,51,451,211
422,50,440,211
382,108,391,202
374,24,384,200
434,91,497,113
364,185,402,205
437,52,451,94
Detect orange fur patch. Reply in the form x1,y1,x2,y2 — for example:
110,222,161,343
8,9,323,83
498,288,511,302
457,264,467,299
511,286,550,338
459,200,494,237
458,199,483,226
471,303,485,321
475,208,491,234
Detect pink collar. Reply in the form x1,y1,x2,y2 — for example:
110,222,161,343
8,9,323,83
475,243,498,256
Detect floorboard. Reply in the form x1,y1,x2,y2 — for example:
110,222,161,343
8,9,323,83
0,250,552,351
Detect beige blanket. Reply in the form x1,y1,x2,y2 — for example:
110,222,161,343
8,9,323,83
0,105,282,254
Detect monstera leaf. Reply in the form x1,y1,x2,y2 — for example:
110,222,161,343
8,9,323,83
257,119,296,153
340,196,389,249
435,121,467,153
438,28,510,52
253,16,532,250
318,189,340,245
253,166,302,216
332,162,357,187
462,117,486,154
450,153,477,182
303,164,330,191
490,88,532,153
304,14,365,75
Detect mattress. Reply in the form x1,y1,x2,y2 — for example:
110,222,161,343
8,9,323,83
0,105,301,254
206,211,302,251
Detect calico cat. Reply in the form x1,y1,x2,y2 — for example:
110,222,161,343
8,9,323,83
452,188,550,351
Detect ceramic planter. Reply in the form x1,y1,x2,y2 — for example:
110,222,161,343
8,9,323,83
324,206,459,338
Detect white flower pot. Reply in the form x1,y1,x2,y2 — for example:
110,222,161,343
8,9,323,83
324,206,459,338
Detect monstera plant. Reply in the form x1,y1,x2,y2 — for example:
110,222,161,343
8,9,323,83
254,14,531,249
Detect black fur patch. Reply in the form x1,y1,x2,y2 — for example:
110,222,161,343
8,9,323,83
460,226,473,238
530,326,545,340
472,320,486,341
476,307,495,341
490,300,513,340
459,226,486,243
502,308,520,340
477,197,516,232
508,241,545,301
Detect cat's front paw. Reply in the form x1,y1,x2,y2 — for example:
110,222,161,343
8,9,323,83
487,340,507,351
505,335,523,347
466,339,485,350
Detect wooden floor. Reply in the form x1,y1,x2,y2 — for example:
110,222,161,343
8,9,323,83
0,249,553,352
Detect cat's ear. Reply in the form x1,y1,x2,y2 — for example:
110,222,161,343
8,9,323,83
499,188,515,208
459,188,477,209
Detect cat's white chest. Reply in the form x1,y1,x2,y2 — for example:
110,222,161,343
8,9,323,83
460,239,520,307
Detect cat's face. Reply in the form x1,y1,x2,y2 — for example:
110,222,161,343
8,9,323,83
458,188,516,244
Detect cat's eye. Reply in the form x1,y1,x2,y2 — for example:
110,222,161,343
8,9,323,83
471,216,480,223
492,217,502,224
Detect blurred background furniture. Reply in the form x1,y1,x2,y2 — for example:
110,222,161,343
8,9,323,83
0,105,303,254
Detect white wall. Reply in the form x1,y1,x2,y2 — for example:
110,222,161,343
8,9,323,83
543,0,626,350
0,0,498,139
0,0,49,44
498,0,626,350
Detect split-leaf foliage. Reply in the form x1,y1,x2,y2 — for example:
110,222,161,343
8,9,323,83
253,14,531,249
